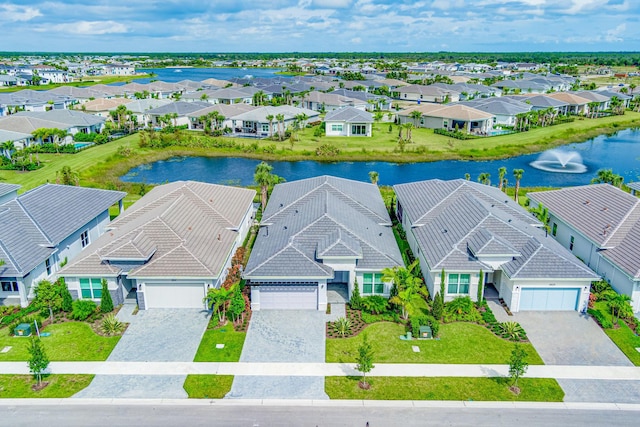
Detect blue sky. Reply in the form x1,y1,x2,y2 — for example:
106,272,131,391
0,0,638,52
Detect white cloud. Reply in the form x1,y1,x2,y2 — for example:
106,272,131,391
351,37,362,43
0,4,42,21
40,21,129,35
311,0,352,7
605,23,625,42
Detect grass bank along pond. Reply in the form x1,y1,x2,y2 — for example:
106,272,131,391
121,128,640,187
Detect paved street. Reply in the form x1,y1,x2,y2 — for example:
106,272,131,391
1,401,640,427
227,310,328,399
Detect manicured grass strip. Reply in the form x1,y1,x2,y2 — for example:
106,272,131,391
325,376,564,402
0,322,120,361
593,301,640,366
604,322,640,366
183,375,234,399
193,327,245,362
326,322,543,365
0,375,94,398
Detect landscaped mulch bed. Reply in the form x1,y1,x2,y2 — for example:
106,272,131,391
326,307,369,339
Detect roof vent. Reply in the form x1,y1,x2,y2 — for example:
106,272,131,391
217,233,221,241
442,229,448,233
602,207,608,211
379,233,382,236
284,226,287,230
584,200,590,205
280,203,283,207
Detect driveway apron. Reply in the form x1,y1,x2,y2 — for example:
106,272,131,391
227,310,328,399
74,309,209,399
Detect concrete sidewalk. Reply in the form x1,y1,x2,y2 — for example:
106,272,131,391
2,361,640,380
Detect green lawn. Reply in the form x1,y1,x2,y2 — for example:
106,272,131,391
193,326,245,362
325,376,564,402
0,375,94,398
183,375,234,399
0,322,120,361
326,322,543,364
593,301,640,366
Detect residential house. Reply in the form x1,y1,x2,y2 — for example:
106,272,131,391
0,129,32,152
0,184,125,307
507,95,569,116
331,89,392,111
394,179,598,312
229,105,318,137
296,91,366,112
457,98,531,127
547,92,591,115
324,107,373,137
79,97,134,117
528,185,640,312
398,104,494,134
187,103,256,132
59,181,255,309
243,176,403,311
102,63,136,76
393,84,461,103
145,101,211,128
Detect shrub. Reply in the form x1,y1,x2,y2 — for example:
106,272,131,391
443,296,482,322
429,318,440,337
71,300,97,321
333,317,352,337
411,316,421,337
431,292,443,320
100,279,114,313
361,311,400,324
591,279,612,295
101,314,125,336
361,295,389,315
56,279,73,313
588,308,613,329
500,321,526,341
349,281,363,310
315,143,340,157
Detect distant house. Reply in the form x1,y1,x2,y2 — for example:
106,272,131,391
296,91,366,112
324,107,373,137
546,92,591,115
243,176,403,311
80,97,134,117
528,184,640,312
145,101,211,128
398,104,494,134
102,63,136,76
229,105,318,137
0,184,125,307
59,181,255,309
393,84,461,103
394,179,598,312
457,98,530,127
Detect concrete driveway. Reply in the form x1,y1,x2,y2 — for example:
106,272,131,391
227,310,328,399
74,308,210,399
512,311,632,366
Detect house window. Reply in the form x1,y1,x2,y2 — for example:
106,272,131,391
261,124,269,133
443,120,448,128
351,124,366,135
570,236,574,251
1,281,18,292
552,223,557,237
331,124,343,132
81,230,90,248
79,278,103,299
45,258,51,275
362,273,384,294
447,274,470,294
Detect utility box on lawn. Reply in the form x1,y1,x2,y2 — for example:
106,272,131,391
419,325,432,339
14,323,32,337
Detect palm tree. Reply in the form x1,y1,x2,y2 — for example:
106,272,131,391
478,172,491,186
591,169,623,188
529,202,550,233
1,140,14,159
275,113,285,141
464,173,471,181
629,83,636,95
497,167,507,191
403,122,414,142
513,169,524,204
254,161,284,211
610,96,624,115
266,114,274,139
368,171,379,185
609,293,632,324
409,110,422,128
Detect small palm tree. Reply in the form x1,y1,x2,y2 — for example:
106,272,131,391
513,169,524,203
497,167,507,191
368,171,379,185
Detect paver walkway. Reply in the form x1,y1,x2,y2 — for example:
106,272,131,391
227,310,328,399
73,309,210,399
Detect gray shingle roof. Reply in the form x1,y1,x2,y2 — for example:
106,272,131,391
395,179,597,280
0,184,125,278
244,176,402,280
529,184,640,279
324,107,373,123
60,181,255,280
145,101,211,116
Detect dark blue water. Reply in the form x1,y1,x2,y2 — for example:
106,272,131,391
131,67,287,84
121,128,640,187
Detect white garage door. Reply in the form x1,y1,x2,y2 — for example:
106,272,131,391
519,288,579,311
145,283,205,309
259,286,318,310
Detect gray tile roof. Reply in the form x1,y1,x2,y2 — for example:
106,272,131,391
60,181,255,280
395,179,597,279
0,129,33,144
244,176,402,280
0,183,20,198
145,101,211,116
528,184,640,279
0,184,125,278
324,107,373,123
15,110,105,127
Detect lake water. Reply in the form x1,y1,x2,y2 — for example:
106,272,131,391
132,67,287,84
121,128,640,188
